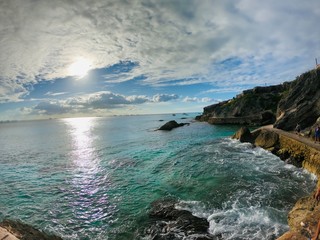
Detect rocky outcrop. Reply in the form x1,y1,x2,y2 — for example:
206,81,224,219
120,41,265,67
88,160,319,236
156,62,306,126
0,219,62,240
198,68,320,131
232,126,254,143
274,69,320,130
197,83,287,125
143,199,214,240
284,193,320,239
158,120,189,131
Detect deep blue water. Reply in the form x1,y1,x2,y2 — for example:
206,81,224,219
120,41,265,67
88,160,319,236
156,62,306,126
0,114,316,239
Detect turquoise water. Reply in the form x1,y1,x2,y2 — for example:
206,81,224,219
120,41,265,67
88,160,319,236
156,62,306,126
0,114,316,240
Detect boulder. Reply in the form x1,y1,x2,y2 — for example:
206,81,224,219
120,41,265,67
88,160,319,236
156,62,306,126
158,120,189,131
0,219,62,240
252,129,279,149
144,199,214,240
232,126,253,143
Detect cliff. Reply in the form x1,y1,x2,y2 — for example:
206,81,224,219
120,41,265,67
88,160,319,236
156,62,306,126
197,68,320,131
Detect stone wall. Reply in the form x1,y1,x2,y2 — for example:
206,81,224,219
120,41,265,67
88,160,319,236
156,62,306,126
277,134,320,176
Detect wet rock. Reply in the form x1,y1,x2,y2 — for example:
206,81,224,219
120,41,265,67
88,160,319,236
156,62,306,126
252,129,279,149
232,126,253,143
0,219,62,240
158,120,189,131
144,199,214,240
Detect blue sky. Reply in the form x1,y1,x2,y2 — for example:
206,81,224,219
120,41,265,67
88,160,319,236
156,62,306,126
0,0,319,120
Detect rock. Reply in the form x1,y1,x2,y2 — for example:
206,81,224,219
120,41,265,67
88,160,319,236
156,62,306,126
0,219,62,240
252,129,279,149
0,227,19,240
276,231,308,240
143,199,214,240
284,192,320,239
158,120,189,131
232,126,253,143
274,69,320,130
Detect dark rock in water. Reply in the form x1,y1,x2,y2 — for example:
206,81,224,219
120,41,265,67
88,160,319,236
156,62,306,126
144,199,214,240
232,126,253,143
0,219,63,240
158,120,189,131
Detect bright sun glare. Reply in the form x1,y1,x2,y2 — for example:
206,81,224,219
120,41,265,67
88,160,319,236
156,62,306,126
68,58,92,79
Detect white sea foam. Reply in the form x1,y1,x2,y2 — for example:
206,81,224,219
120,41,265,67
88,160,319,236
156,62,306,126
207,205,288,240
175,200,210,219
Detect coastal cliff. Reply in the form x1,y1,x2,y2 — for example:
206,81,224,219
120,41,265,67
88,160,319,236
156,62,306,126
233,126,320,239
197,68,320,131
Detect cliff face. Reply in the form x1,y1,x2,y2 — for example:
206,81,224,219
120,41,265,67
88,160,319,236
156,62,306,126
198,84,288,125
274,70,320,130
198,68,320,130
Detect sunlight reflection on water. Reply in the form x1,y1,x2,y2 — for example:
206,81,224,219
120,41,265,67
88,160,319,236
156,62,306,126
63,117,99,172
61,117,115,234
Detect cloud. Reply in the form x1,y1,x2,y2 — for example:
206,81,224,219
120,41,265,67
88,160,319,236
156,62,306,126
152,94,179,102
0,0,319,102
29,91,180,115
45,91,68,96
33,101,72,115
85,92,150,108
183,96,214,103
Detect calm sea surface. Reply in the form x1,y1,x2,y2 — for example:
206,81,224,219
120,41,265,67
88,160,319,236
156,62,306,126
0,114,316,239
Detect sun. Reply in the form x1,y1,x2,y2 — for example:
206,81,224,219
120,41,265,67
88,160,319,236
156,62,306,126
68,58,92,79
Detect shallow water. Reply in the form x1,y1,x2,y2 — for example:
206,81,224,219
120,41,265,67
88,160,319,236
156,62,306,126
0,114,316,239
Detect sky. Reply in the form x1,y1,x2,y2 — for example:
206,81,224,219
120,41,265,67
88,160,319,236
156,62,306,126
0,0,319,120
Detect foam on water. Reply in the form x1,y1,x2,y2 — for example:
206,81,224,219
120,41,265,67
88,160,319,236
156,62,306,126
175,138,317,239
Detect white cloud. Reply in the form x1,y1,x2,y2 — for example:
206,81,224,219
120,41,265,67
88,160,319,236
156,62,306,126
0,0,319,102
152,94,179,102
29,91,181,115
45,91,68,96
183,96,214,103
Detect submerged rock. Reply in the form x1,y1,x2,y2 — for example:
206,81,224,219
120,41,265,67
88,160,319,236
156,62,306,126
158,120,189,131
0,219,62,240
143,199,214,240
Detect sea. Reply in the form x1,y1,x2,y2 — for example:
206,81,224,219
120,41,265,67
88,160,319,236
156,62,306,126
0,113,317,240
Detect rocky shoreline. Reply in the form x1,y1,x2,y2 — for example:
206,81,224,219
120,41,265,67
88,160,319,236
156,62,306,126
0,219,62,240
195,68,320,239
233,126,320,239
